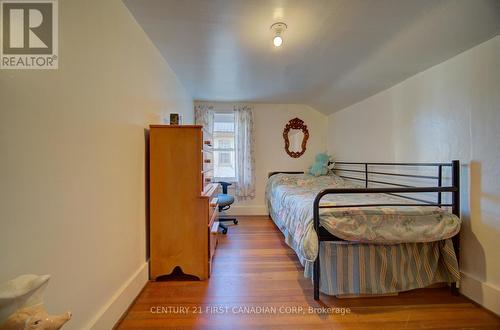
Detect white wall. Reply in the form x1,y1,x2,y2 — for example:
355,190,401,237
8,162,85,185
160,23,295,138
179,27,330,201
0,0,193,329
195,102,328,215
327,36,499,314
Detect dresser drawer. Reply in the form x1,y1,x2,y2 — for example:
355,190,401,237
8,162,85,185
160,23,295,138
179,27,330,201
203,171,214,185
209,219,219,266
208,197,218,224
203,154,213,172
203,139,213,148
202,127,212,142
202,129,213,152
210,221,219,260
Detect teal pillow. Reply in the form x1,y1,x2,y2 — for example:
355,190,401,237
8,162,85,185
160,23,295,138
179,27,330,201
309,153,330,177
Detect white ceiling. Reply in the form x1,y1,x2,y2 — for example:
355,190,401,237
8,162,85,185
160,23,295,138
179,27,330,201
124,0,499,114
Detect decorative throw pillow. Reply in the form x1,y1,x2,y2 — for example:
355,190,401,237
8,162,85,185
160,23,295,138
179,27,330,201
309,153,331,177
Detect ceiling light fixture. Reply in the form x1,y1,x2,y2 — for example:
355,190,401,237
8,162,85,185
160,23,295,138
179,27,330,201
271,22,287,47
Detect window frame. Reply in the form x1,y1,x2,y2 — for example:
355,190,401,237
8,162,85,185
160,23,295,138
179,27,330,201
213,110,237,182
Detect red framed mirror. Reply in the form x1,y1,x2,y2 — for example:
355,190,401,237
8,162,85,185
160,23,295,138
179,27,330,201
283,118,309,158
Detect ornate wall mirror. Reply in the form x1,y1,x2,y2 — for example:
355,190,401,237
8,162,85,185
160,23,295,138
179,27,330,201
283,118,309,158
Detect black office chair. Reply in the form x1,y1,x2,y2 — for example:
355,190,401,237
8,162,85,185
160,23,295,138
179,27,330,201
217,182,238,234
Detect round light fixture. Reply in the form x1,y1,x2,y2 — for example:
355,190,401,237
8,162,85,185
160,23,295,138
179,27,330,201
273,36,283,47
270,22,287,47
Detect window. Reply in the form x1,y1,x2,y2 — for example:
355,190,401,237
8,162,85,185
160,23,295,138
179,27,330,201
213,112,236,181
218,139,231,149
219,152,231,165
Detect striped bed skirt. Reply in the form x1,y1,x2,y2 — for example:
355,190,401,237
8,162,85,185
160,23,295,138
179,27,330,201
303,239,460,296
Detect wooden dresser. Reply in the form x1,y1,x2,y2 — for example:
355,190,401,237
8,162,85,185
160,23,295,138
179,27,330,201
149,125,219,280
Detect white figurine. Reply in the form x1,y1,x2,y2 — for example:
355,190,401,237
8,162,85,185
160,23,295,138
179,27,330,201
0,275,71,330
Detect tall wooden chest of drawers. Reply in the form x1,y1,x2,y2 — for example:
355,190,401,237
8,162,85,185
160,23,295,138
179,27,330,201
149,125,219,280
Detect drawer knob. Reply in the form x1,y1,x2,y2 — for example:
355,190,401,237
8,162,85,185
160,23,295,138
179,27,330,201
204,159,211,163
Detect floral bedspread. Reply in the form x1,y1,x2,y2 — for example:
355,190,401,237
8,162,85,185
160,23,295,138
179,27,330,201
265,173,461,262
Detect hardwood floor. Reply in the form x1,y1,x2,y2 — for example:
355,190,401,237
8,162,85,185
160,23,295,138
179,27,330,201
117,216,500,329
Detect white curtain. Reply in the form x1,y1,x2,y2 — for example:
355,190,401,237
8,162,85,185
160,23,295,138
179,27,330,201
194,104,214,133
234,105,255,200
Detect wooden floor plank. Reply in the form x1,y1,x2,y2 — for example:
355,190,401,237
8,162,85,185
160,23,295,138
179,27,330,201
116,216,500,329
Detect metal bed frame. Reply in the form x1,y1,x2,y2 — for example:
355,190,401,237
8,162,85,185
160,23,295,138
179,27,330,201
270,160,460,301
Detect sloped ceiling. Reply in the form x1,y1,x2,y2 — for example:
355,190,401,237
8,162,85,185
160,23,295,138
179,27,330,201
124,0,499,114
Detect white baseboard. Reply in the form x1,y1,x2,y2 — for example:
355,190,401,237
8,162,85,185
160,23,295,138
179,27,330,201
85,262,149,330
460,271,500,316
226,204,268,216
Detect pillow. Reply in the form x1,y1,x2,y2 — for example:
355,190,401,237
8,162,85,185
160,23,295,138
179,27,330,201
309,153,331,177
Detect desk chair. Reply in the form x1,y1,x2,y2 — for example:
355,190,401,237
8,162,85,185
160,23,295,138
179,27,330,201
217,182,238,234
